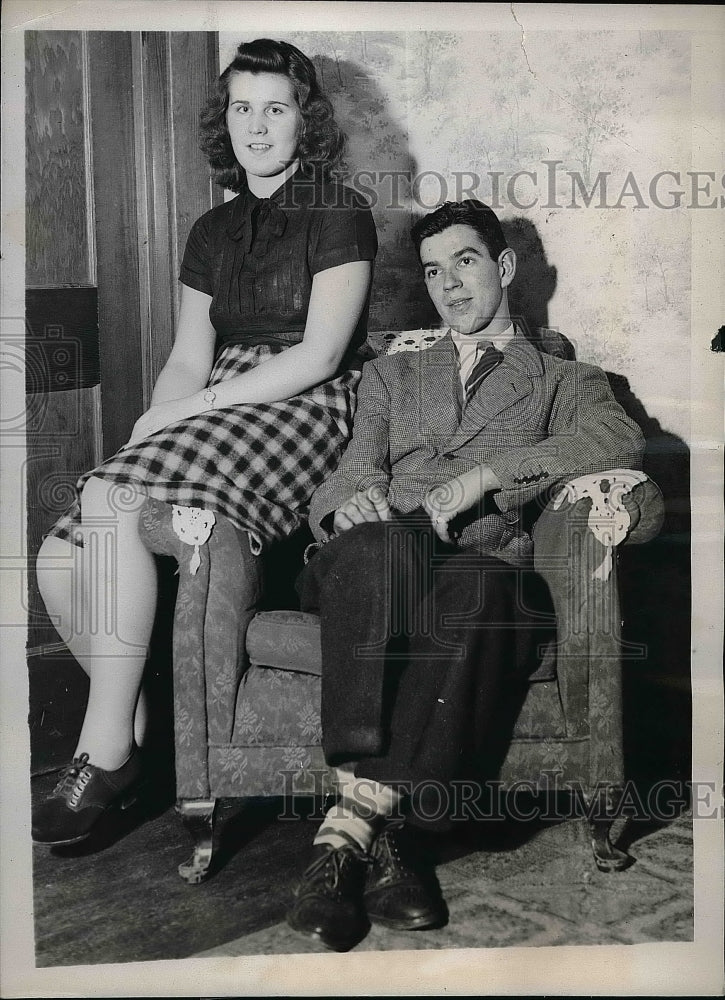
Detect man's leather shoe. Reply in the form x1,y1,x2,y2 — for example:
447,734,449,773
287,842,370,952
32,748,143,846
364,824,447,930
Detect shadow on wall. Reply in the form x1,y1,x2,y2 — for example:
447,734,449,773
606,374,692,791
312,54,433,330
502,217,558,339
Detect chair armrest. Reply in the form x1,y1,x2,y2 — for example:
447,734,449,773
620,477,665,545
139,499,263,796
530,469,661,786
550,469,664,550
532,469,662,571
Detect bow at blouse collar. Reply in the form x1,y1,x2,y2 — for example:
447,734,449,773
226,190,288,259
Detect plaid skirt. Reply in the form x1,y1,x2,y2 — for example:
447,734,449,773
48,343,361,551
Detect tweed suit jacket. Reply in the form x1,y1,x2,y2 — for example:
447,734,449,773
308,330,645,562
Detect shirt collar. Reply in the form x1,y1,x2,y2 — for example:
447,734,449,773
450,322,516,357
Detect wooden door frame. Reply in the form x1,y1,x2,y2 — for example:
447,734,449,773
88,31,220,458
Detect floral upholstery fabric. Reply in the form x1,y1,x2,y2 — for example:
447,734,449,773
231,667,322,745
208,745,331,799
499,740,591,788
510,682,566,739
246,611,322,675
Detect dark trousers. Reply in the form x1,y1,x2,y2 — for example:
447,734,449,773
297,513,547,820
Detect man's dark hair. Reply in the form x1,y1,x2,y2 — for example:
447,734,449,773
411,200,507,264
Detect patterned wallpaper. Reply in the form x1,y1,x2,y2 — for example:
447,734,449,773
220,31,692,445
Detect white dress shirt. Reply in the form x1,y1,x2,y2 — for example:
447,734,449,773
450,323,516,390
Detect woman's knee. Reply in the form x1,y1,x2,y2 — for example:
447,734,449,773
80,476,145,521
80,475,113,512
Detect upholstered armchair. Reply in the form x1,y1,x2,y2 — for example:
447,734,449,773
138,329,664,884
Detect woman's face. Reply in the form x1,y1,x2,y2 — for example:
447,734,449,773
226,71,302,179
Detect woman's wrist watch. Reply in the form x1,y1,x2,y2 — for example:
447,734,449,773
202,387,217,409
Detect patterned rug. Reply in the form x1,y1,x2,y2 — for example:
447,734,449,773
196,811,693,956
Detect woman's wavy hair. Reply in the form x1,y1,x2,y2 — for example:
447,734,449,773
199,38,347,192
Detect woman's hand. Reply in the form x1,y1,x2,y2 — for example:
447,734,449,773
127,396,202,445
424,464,502,542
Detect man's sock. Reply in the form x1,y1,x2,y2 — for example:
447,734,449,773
313,767,403,853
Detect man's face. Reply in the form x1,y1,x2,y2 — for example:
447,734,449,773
419,224,513,335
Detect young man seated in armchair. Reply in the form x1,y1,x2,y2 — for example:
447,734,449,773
286,199,646,952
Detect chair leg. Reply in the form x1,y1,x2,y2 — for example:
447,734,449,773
176,798,216,884
585,787,634,873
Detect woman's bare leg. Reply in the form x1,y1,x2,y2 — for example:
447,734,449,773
36,536,149,748
36,477,157,769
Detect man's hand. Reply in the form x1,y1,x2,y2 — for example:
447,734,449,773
333,485,392,534
424,464,501,542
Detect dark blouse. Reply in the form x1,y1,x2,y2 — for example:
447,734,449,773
179,173,378,361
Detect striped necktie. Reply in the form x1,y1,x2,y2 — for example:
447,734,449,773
464,343,504,403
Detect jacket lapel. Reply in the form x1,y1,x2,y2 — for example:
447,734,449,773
443,332,545,453
412,332,462,439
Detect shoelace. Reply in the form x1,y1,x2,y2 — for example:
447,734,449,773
373,833,415,875
53,753,92,806
304,845,366,890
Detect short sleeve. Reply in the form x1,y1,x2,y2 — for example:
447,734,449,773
309,199,378,276
179,213,213,295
